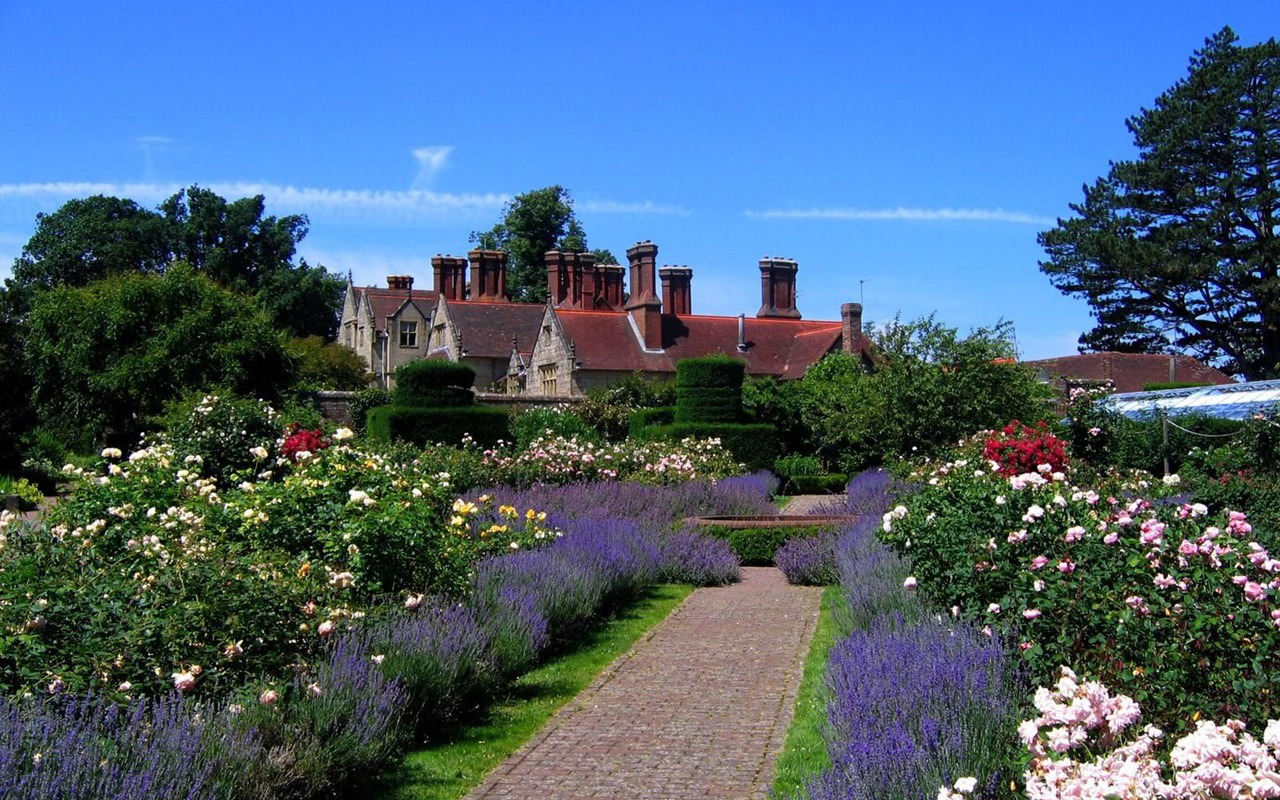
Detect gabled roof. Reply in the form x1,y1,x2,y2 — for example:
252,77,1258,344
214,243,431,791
356,287,437,332
554,310,853,379
442,300,546,359
1023,352,1235,394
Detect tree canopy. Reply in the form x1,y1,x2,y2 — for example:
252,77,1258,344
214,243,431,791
5,186,344,338
1038,28,1280,380
25,264,293,449
470,185,594,303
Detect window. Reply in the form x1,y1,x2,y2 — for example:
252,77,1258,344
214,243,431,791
399,320,418,348
539,363,558,395
358,326,365,347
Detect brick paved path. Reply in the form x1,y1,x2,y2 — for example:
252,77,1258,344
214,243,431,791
465,567,822,800
780,494,842,516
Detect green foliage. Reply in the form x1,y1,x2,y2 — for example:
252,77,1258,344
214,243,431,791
24,264,293,448
774,454,823,478
1141,381,1212,392
674,355,747,388
469,186,593,304
804,316,1053,472
790,474,849,494
675,386,743,423
628,406,676,439
287,335,374,391
0,476,43,510
162,393,283,485
1038,28,1280,379
574,374,676,442
698,523,829,565
17,427,67,494
742,376,810,457
510,407,601,450
7,186,343,339
883,453,1278,736
367,405,510,448
0,302,34,473
644,422,777,472
0,433,554,699
394,360,477,407
350,387,392,435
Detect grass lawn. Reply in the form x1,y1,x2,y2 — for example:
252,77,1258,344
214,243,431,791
770,584,841,799
368,583,693,800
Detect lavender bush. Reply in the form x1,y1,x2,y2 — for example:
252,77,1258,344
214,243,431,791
658,527,741,586
774,533,837,586
807,618,1019,800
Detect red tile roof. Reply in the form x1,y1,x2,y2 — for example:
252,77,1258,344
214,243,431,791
445,301,546,359
359,287,437,332
555,310,852,379
1023,352,1236,394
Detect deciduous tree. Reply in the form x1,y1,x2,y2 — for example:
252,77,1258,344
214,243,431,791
1039,28,1280,379
470,185,593,303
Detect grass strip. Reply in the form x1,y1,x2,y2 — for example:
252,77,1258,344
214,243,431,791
369,583,693,800
770,583,842,799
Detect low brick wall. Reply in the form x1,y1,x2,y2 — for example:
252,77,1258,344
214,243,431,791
313,391,357,426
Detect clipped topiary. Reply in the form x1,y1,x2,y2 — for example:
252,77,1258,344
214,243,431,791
675,356,747,424
366,359,509,446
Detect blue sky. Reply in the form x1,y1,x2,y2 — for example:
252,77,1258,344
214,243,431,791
1,2,1274,360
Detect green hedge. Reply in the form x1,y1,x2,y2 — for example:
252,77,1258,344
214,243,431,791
395,360,475,395
675,386,743,423
645,422,778,472
393,386,475,408
629,406,676,439
698,523,831,565
789,474,849,494
676,356,746,388
366,405,509,447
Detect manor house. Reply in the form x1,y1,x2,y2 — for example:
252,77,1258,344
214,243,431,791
339,242,870,395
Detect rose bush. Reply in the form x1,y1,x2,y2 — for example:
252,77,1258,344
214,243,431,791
880,442,1279,737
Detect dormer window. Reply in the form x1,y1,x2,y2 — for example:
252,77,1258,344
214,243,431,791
399,320,419,348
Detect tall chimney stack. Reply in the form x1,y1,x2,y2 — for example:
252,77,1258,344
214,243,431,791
387,274,414,291
468,249,508,302
625,241,663,350
658,266,693,316
841,303,864,354
599,264,626,310
756,257,801,318
430,255,467,301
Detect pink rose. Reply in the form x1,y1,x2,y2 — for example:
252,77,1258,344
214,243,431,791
1023,608,1042,620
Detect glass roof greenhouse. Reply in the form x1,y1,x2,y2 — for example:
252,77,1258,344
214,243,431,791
1106,379,1280,421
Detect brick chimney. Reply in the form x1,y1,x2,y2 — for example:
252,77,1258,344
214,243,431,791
468,249,508,302
430,255,467,301
625,241,663,350
756,257,801,319
545,251,572,307
658,266,692,316
841,302,863,353
387,274,414,291
599,264,626,310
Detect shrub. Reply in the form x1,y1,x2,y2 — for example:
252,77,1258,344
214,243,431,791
367,404,510,448
0,476,42,511
697,522,833,566
881,452,1280,736
286,335,373,391
774,533,837,585
574,374,676,442
510,407,600,450
982,419,1068,477
17,427,66,495
674,356,746,424
790,474,848,494
644,422,778,473
163,393,282,484
349,387,391,435
658,528,741,586
775,454,822,479
629,406,675,438
393,360,476,407
675,355,747,388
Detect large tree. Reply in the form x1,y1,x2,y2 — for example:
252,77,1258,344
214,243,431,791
470,185,592,303
4,186,344,338
1038,28,1280,380
25,264,292,448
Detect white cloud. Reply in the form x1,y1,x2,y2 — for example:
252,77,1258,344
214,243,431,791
743,206,1054,225
578,199,688,215
411,146,453,188
0,181,510,224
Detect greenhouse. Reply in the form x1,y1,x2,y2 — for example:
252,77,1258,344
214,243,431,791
1105,379,1280,420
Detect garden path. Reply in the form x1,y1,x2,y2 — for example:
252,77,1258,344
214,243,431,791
463,566,822,800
